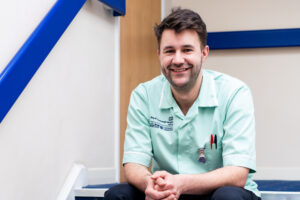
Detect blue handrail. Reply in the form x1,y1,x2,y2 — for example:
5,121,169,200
0,0,125,123
208,28,300,50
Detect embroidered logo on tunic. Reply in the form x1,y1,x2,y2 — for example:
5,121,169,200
150,116,173,131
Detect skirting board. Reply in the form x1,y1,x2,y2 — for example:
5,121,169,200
254,167,300,180
57,164,116,200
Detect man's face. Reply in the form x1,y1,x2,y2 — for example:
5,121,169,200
158,29,209,92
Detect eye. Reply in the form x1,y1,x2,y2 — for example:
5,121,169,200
164,49,175,54
183,48,193,53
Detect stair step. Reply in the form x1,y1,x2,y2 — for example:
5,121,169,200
256,180,300,192
75,183,117,199
261,191,300,200
75,197,103,200
256,180,300,200
75,188,108,197
75,181,300,199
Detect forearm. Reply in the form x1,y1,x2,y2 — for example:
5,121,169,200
124,163,152,192
178,166,249,195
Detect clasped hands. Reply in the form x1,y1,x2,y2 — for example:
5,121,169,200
145,171,182,200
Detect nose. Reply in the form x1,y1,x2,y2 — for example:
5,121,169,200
172,51,184,65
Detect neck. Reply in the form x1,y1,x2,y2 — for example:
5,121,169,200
171,71,203,115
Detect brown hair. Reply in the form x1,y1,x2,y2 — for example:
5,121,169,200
154,8,207,49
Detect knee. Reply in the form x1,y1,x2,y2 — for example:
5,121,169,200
104,184,126,200
211,186,248,200
104,183,142,200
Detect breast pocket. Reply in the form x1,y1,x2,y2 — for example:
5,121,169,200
204,142,223,170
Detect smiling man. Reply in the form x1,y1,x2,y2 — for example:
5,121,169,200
105,8,261,200
159,28,207,115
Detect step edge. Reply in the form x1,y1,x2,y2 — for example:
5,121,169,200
74,188,109,197
261,191,300,195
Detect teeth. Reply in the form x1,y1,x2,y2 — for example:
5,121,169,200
173,69,186,72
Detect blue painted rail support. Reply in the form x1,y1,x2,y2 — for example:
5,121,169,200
100,0,126,16
0,0,125,123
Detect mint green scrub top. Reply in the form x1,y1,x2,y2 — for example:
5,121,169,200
123,70,260,197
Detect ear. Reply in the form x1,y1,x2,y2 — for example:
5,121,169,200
157,49,161,59
201,45,209,62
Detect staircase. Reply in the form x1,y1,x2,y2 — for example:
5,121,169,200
74,181,300,200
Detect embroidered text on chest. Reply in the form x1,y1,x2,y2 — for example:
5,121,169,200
150,116,173,131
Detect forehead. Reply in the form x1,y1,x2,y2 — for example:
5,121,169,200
160,29,201,48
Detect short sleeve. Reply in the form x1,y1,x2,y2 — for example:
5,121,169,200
122,85,153,167
222,85,257,173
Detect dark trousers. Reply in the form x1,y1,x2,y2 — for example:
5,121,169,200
104,183,261,200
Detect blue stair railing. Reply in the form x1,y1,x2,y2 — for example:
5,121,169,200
207,28,300,50
2,0,298,123
0,0,125,123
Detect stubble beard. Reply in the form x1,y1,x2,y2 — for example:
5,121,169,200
162,61,202,93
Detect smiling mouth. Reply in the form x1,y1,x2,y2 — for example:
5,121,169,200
170,68,189,72
168,63,192,72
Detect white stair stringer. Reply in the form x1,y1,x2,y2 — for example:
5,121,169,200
57,164,116,200
57,163,88,200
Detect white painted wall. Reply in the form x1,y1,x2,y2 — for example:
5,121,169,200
0,0,119,199
165,0,300,180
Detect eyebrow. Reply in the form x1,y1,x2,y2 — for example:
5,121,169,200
163,46,174,51
163,44,195,51
182,45,195,49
